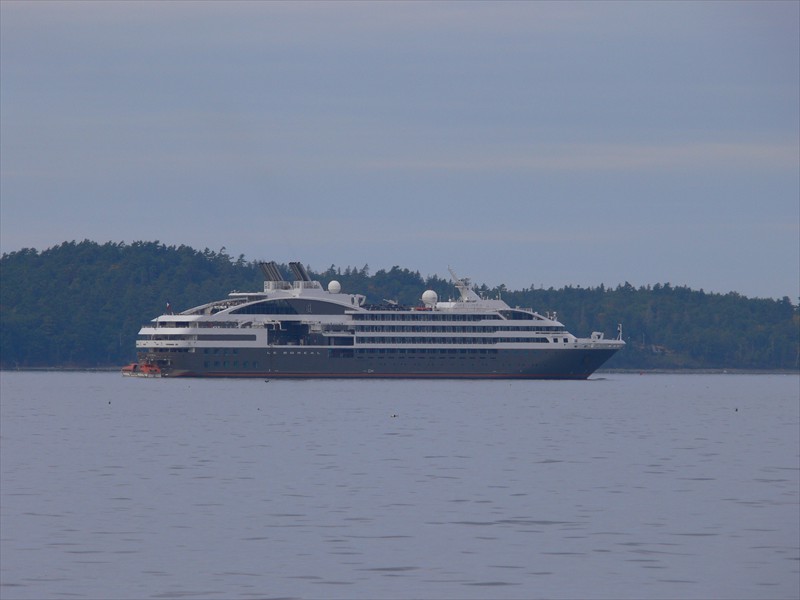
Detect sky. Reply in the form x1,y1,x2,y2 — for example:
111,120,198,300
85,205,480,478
1,1,798,300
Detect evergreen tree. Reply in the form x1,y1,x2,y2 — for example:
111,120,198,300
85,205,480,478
1,241,797,370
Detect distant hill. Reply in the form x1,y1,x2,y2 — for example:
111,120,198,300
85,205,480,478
1,240,798,370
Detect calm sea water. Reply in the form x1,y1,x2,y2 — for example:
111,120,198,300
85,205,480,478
1,372,798,600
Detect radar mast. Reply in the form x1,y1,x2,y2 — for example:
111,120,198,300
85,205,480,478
448,267,482,303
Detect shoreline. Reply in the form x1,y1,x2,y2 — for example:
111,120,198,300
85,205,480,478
2,367,797,376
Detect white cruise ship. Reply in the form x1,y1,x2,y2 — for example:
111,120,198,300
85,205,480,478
130,262,624,379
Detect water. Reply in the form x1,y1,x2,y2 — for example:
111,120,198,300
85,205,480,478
1,372,798,600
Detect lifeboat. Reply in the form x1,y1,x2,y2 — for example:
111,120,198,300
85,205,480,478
121,363,162,378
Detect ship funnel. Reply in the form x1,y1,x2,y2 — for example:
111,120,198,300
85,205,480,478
289,261,312,282
259,261,285,282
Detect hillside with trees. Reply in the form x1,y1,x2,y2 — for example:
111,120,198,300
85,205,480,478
1,240,798,370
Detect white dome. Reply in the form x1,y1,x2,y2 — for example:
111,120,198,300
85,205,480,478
421,290,438,307
328,280,342,294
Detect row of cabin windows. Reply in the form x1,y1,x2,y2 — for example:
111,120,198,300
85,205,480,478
352,313,502,322
357,348,498,355
204,361,258,368
151,321,241,328
355,336,552,345
147,348,188,353
354,325,564,333
331,348,503,358
142,334,257,341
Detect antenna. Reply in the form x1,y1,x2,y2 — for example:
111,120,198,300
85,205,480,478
447,266,480,303
447,266,470,287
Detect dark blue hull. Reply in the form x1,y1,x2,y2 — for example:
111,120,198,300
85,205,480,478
141,346,620,380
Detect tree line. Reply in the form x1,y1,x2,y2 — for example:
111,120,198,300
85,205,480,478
1,240,797,370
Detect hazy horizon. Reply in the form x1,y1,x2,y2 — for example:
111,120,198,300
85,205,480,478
2,1,798,299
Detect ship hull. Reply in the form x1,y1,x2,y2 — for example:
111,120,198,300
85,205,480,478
140,346,618,380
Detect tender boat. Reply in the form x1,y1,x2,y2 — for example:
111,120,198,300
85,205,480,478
121,362,162,378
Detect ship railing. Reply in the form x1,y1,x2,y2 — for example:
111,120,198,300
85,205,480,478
292,281,322,290
321,324,354,333
144,321,243,330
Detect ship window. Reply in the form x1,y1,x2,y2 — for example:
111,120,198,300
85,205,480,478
230,299,348,315
499,310,535,320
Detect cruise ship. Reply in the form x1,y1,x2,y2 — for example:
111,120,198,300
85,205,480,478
131,262,624,379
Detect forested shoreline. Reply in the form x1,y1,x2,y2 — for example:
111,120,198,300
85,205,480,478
1,240,798,371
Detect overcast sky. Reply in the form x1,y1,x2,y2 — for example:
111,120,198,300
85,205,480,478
2,1,798,299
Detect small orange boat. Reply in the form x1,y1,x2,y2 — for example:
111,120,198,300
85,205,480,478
121,363,162,378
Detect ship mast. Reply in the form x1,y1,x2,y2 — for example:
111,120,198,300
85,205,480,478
448,267,482,303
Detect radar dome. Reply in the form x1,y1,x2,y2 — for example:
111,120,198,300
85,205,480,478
421,290,438,307
328,280,342,294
